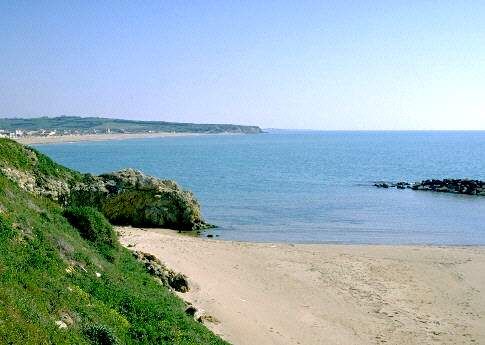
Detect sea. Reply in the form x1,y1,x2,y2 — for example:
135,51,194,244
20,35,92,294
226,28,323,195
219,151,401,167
35,131,485,245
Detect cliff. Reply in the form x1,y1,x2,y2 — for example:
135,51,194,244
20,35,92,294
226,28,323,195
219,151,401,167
0,139,212,230
0,138,225,344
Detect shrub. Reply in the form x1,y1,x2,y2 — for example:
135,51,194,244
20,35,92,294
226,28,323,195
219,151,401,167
0,215,15,241
63,206,118,260
84,324,119,345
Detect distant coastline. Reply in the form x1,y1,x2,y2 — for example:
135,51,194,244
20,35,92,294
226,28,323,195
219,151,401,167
0,116,263,145
15,131,235,145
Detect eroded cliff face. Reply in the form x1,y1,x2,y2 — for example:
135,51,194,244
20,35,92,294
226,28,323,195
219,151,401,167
0,166,71,202
0,139,211,230
70,169,211,230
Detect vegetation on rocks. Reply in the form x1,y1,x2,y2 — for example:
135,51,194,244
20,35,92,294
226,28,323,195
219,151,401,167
0,138,80,202
0,138,212,230
0,138,226,344
133,251,190,293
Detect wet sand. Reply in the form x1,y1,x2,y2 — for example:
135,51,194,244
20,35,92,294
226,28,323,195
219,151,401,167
119,226,485,345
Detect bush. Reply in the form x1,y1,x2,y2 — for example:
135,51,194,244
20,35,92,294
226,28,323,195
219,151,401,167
63,206,118,259
0,215,15,241
84,324,119,345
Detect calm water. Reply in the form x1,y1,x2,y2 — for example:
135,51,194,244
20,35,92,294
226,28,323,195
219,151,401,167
36,132,485,245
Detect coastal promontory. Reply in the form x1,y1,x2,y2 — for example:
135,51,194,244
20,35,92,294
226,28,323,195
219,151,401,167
0,137,225,344
0,138,211,231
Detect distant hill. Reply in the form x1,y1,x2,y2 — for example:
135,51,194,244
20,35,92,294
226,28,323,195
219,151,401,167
0,116,263,135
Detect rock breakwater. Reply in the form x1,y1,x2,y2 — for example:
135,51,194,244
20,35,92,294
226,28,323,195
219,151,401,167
375,179,485,196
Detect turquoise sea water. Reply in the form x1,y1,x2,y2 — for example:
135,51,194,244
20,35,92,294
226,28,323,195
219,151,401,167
36,131,485,245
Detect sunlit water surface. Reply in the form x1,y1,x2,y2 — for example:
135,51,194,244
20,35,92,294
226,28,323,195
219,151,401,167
36,131,485,245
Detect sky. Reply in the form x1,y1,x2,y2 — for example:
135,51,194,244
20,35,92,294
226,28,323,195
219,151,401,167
1,1,484,130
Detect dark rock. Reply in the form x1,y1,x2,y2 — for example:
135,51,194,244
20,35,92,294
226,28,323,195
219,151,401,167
396,182,410,189
185,306,208,323
133,251,190,292
185,306,197,316
381,179,485,197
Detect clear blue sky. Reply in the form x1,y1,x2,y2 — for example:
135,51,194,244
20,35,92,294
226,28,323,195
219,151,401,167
1,1,484,129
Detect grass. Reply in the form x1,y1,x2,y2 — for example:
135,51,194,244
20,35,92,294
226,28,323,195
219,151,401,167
0,138,80,180
63,206,118,261
0,140,228,345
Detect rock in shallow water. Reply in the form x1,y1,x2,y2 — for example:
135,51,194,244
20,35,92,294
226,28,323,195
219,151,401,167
374,179,485,196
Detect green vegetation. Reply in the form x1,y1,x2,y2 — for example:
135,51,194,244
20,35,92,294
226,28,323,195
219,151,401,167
83,324,119,345
63,206,118,261
0,139,227,344
0,115,263,134
0,137,80,180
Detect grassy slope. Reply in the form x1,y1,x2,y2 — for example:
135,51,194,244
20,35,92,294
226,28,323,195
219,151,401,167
0,139,227,344
0,137,79,180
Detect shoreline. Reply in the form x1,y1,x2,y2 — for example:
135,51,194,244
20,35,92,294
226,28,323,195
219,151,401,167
14,132,239,145
118,226,485,345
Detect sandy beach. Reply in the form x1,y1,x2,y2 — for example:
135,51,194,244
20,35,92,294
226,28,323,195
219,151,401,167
118,227,485,345
14,132,203,145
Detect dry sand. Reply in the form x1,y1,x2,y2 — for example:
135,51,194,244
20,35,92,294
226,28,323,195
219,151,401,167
15,132,200,145
118,226,485,345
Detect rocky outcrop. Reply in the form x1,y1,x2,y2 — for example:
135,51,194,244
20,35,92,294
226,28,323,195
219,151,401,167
2,165,211,230
133,250,189,293
0,142,211,230
411,179,485,195
374,181,411,189
0,166,71,202
375,179,485,196
70,169,212,230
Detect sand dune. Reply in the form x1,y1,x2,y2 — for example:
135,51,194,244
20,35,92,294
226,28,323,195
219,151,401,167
118,226,485,345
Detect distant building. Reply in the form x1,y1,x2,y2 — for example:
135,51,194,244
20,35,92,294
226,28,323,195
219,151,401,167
15,129,24,137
